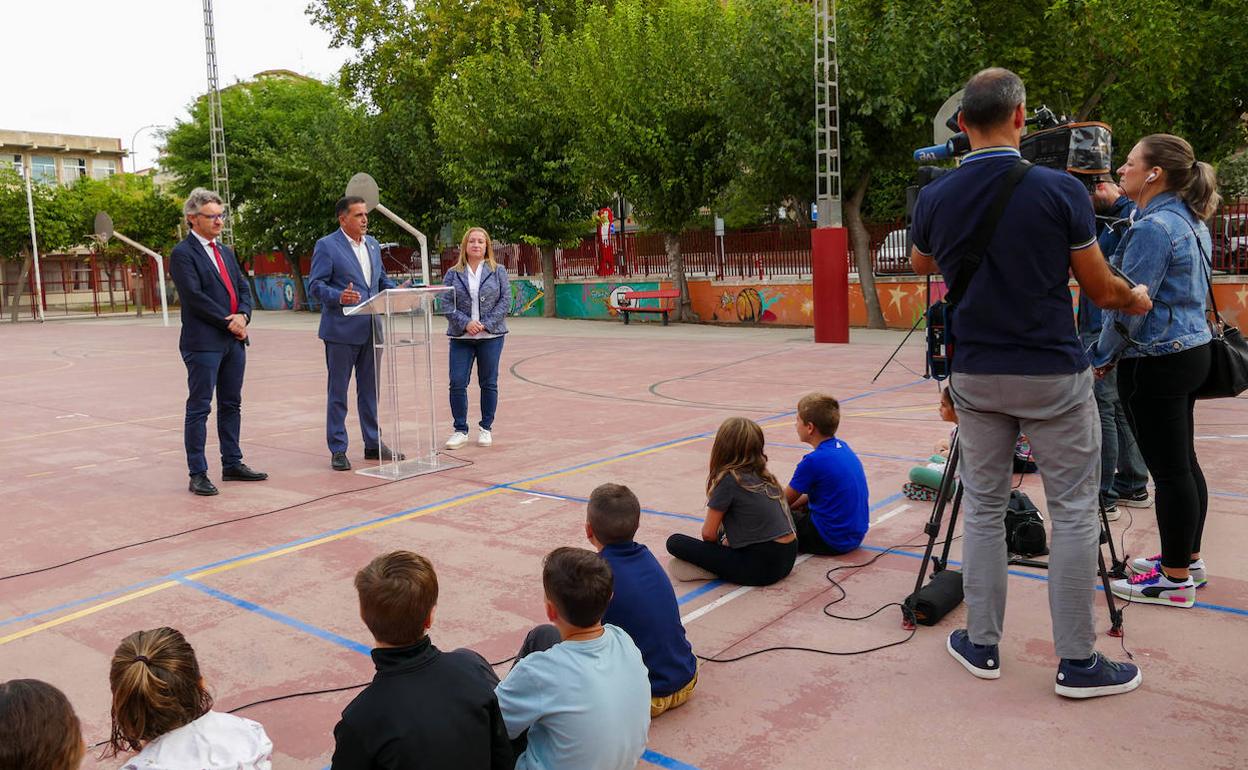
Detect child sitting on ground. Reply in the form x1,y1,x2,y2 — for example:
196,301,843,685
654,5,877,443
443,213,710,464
105,627,273,769
667,417,798,584
784,394,870,555
905,388,958,502
332,551,512,769
0,679,84,770
585,483,698,717
495,547,650,770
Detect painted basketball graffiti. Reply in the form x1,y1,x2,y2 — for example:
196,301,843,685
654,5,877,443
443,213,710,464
712,287,783,323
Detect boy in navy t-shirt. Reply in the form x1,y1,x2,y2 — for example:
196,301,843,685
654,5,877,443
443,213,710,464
585,483,699,717
785,393,870,555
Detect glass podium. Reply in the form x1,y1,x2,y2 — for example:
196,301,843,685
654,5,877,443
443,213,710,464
344,286,467,480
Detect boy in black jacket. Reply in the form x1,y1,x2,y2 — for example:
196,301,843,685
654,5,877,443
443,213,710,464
331,551,513,769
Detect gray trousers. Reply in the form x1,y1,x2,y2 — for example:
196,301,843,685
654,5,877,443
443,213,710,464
950,369,1100,660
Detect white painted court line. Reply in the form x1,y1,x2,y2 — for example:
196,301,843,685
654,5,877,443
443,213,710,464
520,492,562,504
681,554,812,625
872,504,910,526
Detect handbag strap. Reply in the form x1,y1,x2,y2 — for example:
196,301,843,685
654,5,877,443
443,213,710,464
946,159,1033,306
1178,216,1222,329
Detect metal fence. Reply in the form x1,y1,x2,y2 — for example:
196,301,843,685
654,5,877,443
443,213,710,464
0,253,164,321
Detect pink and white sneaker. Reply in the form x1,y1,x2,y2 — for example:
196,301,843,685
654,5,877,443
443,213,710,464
1129,554,1207,588
1111,567,1195,608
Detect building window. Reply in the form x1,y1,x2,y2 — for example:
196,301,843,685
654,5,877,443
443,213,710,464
91,158,117,179
31,155,57,184
62,157,86,184
10,154,21,175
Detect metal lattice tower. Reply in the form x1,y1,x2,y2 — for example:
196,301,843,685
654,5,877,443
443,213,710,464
814,0,843,228
202,0,234,246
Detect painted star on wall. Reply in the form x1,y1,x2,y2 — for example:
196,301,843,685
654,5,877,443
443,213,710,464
888,286,908,314
1236,285,1248,308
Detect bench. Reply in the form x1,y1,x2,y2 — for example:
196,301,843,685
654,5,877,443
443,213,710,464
619,289,680,325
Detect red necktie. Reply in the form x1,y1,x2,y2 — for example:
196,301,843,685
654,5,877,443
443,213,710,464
210,241,239,315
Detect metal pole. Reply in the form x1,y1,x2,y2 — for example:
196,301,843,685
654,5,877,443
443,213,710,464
111,231,170,326
22,165,45,322
374,203,429,286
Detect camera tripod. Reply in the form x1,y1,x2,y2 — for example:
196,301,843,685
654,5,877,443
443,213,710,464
906,428,1124,636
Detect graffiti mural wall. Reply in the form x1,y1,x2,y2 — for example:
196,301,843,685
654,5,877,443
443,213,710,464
510,278,545,317
554,280,663,320
254,276,317,311
687,282,808,325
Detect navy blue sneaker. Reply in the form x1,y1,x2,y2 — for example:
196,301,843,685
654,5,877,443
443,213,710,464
947,629,1000,680
1055,652,1142,699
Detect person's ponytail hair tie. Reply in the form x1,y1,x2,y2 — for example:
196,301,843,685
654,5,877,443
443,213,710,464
1138,134,1221,220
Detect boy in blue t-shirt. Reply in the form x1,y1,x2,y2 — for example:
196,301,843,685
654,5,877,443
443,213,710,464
585,483,698,717
784,393,870,555
495,547,650,770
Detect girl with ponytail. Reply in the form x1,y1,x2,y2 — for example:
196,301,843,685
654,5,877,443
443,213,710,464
105,627,272,769
1091,134,1221,610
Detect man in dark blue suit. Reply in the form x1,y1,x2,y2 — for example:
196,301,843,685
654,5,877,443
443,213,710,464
309,196,407,471
169,188,268,495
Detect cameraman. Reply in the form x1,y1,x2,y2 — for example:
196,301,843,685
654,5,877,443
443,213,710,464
1077,183,1151,521
909,68,1151,698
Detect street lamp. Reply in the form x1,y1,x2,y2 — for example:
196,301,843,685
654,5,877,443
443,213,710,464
128,124,167,174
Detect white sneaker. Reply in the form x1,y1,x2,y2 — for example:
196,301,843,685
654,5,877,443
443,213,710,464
445,431,469,450
1129,554,1207,588
477,428,492,447
1110,568,1196,607
1100,503,1121,522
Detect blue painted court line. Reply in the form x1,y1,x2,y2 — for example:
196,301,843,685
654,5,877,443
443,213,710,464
642,749,703,769
858,545,1248,617
1211,489,1248,500
3,378,926,631
179,578,372,655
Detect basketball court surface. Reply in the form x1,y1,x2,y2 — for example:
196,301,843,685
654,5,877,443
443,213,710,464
2,313,1245,768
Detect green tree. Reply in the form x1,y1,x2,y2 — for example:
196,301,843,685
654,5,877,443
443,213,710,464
61,174,181,313
0,168,82,321
309,0,587,243
162,72,372,309
434,14,599,315
569,0,736,321
719,0,814,228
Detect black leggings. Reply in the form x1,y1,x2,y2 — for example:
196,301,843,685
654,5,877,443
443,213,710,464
1118,344,1211,571
666,534,797,586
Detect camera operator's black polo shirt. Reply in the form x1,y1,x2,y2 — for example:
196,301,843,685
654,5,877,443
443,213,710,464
911,146,1097,375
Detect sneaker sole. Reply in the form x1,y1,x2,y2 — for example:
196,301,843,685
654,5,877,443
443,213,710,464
1117,499,1152,509
445,441,469,450
1055,668,1142,699
946,636,1000,680
1110,588,1196,608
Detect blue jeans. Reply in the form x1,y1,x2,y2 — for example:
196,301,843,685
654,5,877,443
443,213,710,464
182,342,246,475
449,336,504,433
1093,368,1149,506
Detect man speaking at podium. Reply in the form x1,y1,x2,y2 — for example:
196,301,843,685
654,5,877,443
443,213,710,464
309,196,406,471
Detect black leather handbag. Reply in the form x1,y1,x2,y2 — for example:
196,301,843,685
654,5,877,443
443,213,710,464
1194,281,1248,399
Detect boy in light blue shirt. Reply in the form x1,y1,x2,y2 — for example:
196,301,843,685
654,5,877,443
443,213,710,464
495,547,651,770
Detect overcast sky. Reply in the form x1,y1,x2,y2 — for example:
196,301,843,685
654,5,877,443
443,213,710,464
2,1,356,171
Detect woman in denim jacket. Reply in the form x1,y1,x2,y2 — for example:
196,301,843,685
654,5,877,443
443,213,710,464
443,227,511,449
1092,134,1221,609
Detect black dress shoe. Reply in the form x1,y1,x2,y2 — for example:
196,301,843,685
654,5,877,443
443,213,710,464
189,473,220,496
222,463,268,481
364,444,406,461
331,451,351,471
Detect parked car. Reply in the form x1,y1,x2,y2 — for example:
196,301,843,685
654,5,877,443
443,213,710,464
875,228,913,274
1212,210,1248,273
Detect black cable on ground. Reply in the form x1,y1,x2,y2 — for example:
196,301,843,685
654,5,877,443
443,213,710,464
1,453,477,583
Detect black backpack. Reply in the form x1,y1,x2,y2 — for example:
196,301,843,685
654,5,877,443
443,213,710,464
1005,490,1048,557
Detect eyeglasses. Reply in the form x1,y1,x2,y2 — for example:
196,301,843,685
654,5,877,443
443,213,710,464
195,213,227,222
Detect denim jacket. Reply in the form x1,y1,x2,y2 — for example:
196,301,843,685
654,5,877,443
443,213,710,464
1077,195,1134,347
1091,192,1212,366
443,262,511,337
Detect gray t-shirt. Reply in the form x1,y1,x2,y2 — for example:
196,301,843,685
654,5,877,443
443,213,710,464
707,471,795,548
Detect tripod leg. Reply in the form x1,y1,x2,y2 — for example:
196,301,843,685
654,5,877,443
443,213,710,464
1097,544,1124,638
905,432,960,628
871,311,926,383
1099,506,1128,578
